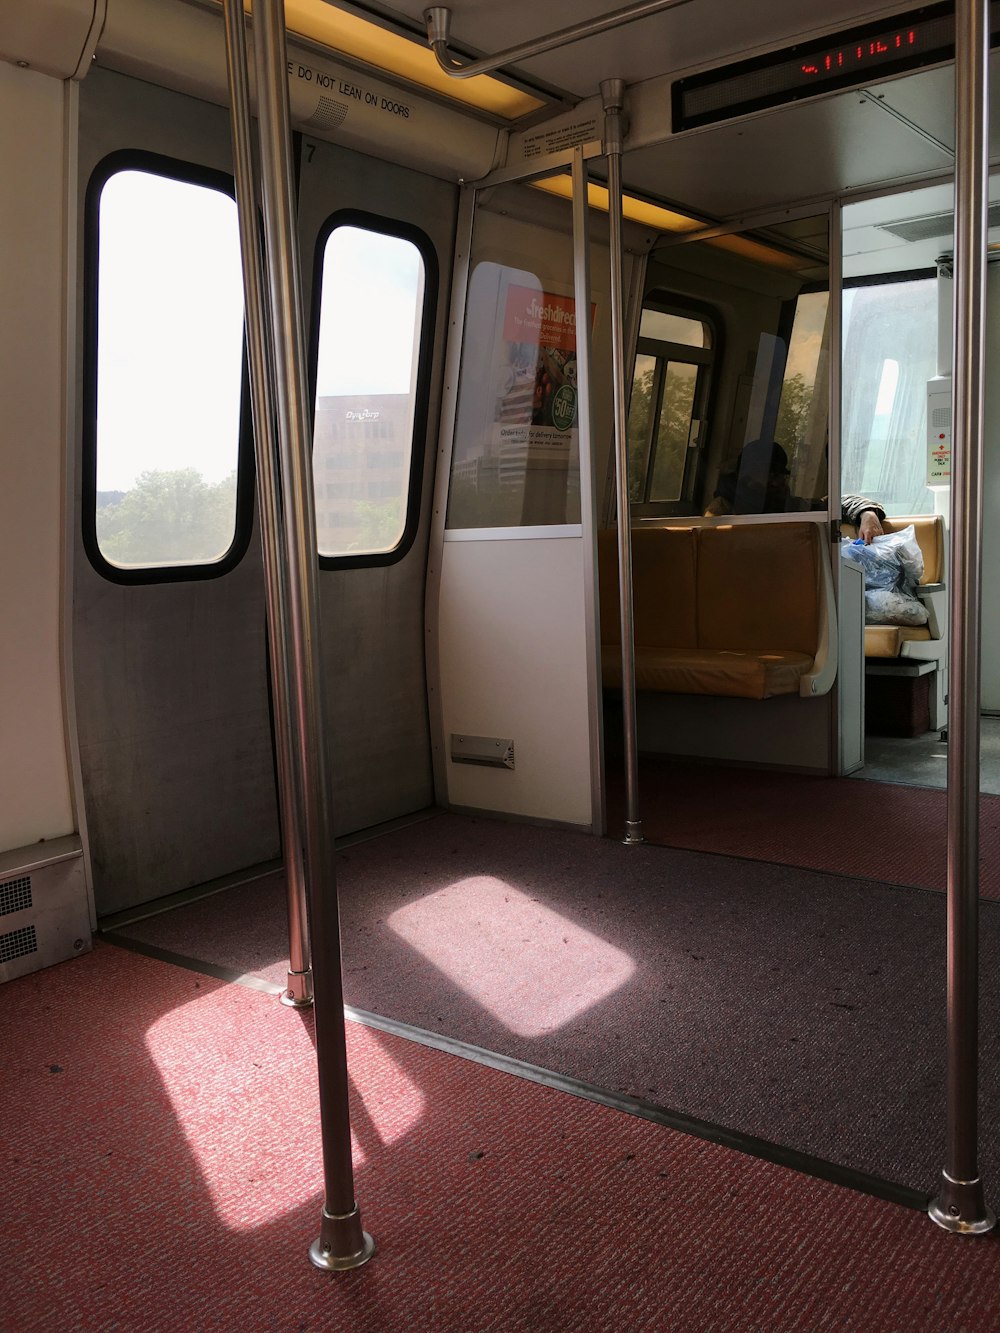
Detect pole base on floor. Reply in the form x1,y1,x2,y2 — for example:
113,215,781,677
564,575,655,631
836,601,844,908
280,968,314,1008
309,1204,375,1272
623,821,644,845
929,1171,996,1235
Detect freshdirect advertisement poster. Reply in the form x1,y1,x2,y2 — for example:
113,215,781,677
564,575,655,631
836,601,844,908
493,284,584,454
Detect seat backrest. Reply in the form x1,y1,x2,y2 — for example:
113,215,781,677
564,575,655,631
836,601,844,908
696,522,821,655
597,527,698,649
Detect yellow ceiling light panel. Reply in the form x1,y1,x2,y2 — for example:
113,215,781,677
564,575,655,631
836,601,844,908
530,176,703,234
242,0,544,119
706,232,808,271
531,179,810,267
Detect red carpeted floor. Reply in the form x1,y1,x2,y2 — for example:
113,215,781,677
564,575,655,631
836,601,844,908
5,941,1000,1331
607,755,1000,898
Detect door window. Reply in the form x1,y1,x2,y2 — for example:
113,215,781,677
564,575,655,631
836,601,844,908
84,153,252,580
310,213,436,565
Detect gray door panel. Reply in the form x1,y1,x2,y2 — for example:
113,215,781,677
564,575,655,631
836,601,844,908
298,137,457,833
74,70,456,916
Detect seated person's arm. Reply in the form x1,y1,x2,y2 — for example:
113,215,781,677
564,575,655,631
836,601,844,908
842,494,885,544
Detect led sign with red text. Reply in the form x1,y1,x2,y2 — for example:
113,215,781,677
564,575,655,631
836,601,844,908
673,3,999,132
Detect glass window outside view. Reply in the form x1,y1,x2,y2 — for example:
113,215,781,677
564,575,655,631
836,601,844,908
841,277,938,515
638,308,708,348
95,170,245,568
312,226,425,557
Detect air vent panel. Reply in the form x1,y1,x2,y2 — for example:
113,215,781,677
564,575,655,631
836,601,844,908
0,924,38,964
0,874,32,918
878,203,1000,244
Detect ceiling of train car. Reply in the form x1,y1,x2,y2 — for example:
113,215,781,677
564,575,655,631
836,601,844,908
377,0,916,101
341,2,1000,279
366,4,998,220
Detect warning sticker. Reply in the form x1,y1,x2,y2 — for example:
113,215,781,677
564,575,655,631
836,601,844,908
522,117,600,159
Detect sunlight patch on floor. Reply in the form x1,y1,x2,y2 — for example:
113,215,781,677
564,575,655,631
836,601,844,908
387,876,636,1038
145,993,424,1228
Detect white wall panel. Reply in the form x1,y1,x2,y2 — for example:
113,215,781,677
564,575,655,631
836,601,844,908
438,536,593,827
0,64,75,849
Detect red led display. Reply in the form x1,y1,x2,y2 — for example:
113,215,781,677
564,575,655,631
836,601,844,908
800,31,918,77
673,3,1000,133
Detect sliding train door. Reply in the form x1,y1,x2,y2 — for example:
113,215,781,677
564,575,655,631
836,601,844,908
74,68,275,918
73,67,454,916
295,134,454,835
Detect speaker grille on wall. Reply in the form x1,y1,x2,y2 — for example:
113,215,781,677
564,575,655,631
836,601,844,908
0,924,38,965
302,97,349,131
0,874,32,918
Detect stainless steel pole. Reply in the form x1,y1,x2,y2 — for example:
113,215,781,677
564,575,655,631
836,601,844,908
221,0,313,1012
929,0,995,1236
571,146,606,835
425,0,694,79
253,0,374,1269
602,78,642,845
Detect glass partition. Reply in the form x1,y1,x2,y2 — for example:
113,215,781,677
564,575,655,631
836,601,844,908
446,204,595,531
636,214,830,519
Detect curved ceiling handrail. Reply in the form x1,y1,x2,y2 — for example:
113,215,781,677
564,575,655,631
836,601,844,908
424,0,695,81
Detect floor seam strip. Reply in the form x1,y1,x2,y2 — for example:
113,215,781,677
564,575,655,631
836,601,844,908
99,930,930,1216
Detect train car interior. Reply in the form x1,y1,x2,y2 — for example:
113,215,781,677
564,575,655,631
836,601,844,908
5,0,1000,1325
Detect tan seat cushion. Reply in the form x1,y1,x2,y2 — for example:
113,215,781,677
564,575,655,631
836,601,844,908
696,523,820,655
864,624,933,658
602,645,814,699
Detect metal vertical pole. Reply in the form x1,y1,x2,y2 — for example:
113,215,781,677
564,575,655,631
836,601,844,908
252,0,374,1269
221,0,313,1011
571,147,606,835
929,0,995,1236
601,78,643,845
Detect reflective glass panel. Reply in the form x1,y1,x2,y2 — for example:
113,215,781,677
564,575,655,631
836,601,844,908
649,361,698,501
639,309,708,347
627,353,657,502
841,278,937,515
447,261,586,528
640,214,829,518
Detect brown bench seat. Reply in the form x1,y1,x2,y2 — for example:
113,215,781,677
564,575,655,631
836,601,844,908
599,521,835,701
601,644,817,699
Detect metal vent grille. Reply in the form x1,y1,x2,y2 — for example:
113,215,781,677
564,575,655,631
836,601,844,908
0,924,38,964
878,204,1000,243
0,874,32,918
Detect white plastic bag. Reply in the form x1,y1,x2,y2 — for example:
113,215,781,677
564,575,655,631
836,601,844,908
842,525,927,626
841,524,924,590
864,588,928,626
